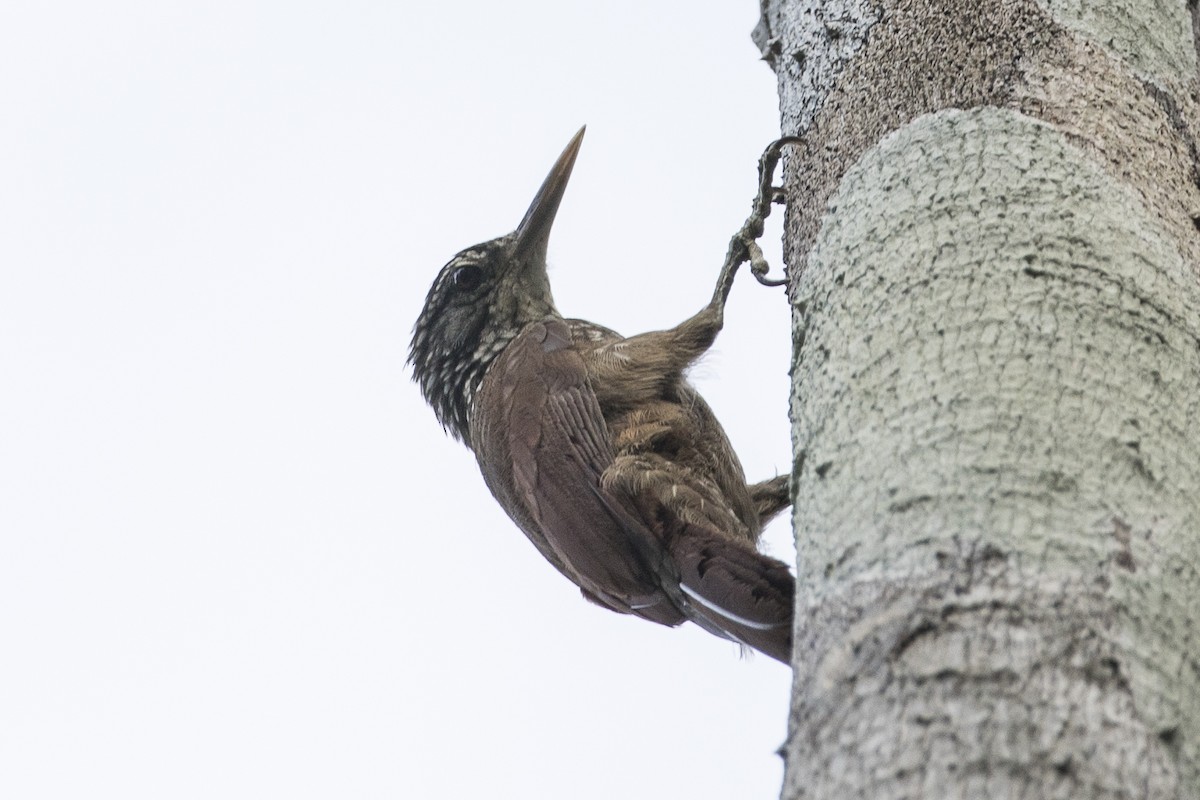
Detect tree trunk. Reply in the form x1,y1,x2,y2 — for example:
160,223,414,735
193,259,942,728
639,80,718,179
757,0,1200,796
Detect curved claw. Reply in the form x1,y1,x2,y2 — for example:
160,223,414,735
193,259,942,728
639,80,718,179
748,240,787,287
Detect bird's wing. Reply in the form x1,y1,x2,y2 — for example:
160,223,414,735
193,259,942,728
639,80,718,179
472,319,686,627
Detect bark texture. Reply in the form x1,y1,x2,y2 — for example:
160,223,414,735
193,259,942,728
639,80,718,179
758,0,1200,796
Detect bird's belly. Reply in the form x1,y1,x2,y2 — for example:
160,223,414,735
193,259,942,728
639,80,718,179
602,398,758,543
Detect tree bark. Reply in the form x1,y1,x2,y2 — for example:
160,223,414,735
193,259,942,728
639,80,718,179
757,0,1200,796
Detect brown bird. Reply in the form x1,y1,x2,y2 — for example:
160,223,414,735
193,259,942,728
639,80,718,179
409,128,795,662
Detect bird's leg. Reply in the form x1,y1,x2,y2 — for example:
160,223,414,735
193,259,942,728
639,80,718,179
590,136,802,384
668,135,801,357
748,475,791,526
709,134,802,310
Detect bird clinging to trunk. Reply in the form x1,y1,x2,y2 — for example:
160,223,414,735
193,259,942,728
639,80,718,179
409,128,796,662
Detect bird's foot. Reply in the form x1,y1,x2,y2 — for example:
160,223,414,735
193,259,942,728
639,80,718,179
711,136,803,311
748,474,791,526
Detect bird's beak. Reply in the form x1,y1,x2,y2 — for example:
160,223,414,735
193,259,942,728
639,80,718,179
514,126,586,261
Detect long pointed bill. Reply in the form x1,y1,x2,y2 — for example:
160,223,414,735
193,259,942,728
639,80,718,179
514,126,586,260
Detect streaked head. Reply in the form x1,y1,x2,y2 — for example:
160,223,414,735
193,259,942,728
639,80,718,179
409,127,585,443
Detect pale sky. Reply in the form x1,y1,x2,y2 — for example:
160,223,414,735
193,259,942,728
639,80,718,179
1,3,797,798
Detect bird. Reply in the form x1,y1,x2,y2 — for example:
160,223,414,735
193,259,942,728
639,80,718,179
409,127,795,662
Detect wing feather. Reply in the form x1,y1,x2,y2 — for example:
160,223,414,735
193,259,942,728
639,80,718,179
473,319,685,626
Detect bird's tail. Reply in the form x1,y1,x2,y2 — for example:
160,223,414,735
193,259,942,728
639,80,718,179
668,527,794,664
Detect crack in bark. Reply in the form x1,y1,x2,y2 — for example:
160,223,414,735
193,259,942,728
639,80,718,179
1141,78,1200,199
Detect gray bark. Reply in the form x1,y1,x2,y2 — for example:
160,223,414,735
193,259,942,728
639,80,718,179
757,0,1200,797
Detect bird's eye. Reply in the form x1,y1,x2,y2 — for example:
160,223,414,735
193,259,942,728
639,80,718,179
452,265,483,292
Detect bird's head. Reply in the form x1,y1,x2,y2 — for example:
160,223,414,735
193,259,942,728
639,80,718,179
409,126,585,443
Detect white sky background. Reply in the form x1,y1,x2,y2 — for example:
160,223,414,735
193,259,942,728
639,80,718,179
0,3,796,798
